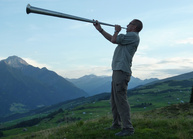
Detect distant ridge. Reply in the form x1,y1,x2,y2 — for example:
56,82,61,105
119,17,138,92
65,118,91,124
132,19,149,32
162,71,193,81
67,74,158,96
148,71,193,85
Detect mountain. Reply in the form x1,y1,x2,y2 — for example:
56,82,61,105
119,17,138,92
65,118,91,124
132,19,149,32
1,70,193,122
4,56,29,68
67,75,111,96
163,71,193,81
0,56,88,117
67,74,158,96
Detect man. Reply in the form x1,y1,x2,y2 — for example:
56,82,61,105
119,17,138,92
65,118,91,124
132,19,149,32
93,19,143,136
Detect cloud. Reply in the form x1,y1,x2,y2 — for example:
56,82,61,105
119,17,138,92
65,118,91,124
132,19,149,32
0,57,6,61
56,65,112,79
56,56,193,80
175,37,193,45
132,56,193,79
23,58,50,69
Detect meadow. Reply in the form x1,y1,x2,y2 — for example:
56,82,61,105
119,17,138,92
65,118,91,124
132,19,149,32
2,103,193,139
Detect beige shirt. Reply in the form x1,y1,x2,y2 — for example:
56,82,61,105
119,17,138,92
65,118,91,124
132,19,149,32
112,32,140,74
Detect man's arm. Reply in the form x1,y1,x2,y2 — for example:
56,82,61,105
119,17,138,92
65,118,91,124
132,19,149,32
99,29,113,42
93,20,121,44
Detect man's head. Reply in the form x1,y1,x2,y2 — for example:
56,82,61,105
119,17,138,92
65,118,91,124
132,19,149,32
127,19,143,33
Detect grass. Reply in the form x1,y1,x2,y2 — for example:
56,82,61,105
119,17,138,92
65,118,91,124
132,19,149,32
2,103,193,139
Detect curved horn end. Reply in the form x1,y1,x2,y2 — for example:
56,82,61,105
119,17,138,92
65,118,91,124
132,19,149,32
26,4,31,14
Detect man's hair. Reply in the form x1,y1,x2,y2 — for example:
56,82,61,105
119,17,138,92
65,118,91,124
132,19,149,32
133,19,143,32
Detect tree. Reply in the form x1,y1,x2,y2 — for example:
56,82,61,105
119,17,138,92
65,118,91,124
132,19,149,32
190,86,193,103
0,131,3,137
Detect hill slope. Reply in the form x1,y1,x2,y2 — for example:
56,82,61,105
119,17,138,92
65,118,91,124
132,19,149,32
1,103,193,139
148,71,193,85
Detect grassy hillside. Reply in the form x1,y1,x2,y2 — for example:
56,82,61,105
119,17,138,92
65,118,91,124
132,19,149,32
128,79,192,111
2,103,193,139
0,79,192,138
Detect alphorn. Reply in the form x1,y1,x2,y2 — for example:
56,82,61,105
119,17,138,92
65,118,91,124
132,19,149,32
26,4,127,29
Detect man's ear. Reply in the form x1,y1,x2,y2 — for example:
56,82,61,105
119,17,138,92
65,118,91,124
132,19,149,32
133,25,137,31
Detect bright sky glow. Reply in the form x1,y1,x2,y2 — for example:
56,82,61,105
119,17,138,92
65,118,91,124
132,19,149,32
1,0,193,79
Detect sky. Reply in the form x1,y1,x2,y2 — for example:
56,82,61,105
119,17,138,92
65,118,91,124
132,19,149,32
1,0,193,80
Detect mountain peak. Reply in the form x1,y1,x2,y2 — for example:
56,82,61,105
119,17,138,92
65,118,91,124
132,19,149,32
4,56,29,68
82,74,97,78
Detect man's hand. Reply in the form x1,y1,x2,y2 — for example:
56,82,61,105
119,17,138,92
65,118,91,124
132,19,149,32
111,25,121,44
93,19,116,43
115,25,121,32
93,20,103,32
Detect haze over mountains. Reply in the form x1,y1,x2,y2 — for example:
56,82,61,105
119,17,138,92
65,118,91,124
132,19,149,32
67,75,158,96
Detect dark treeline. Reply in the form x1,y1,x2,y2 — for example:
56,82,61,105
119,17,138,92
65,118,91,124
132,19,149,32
0,108,64,131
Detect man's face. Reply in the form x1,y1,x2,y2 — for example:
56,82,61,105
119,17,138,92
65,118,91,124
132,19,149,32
126,20,136,32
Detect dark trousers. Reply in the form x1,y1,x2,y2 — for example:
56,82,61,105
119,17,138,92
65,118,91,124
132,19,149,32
111,70,134,131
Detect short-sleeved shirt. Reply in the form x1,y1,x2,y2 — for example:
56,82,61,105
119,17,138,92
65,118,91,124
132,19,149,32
112,32,140,75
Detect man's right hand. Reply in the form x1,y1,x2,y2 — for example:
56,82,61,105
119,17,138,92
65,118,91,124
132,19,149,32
93,20,103,32
115,25,121,33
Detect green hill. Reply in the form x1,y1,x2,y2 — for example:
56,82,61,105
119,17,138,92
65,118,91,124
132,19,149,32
1,103,193,139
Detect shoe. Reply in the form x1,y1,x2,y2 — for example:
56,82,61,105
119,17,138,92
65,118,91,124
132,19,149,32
104,125,121,130
115,128,134,136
